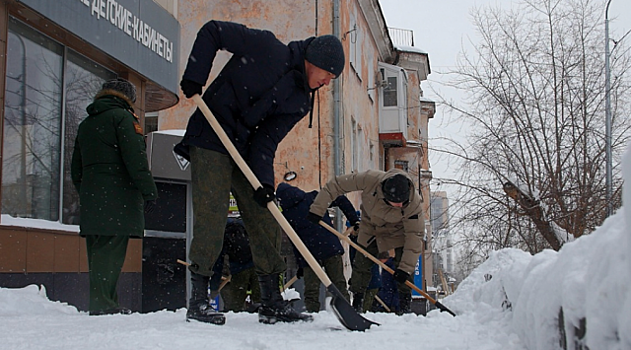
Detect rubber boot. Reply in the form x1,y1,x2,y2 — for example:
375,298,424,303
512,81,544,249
351,292,365,313
186,271,226,325
397,291,412,315
257,274,313,324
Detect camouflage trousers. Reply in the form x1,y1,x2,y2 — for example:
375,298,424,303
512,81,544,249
348,239,413,296
302,255,349,312
188,146,285,277
221,267,261,312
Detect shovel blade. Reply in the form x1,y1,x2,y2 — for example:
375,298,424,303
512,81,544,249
327,284,379,331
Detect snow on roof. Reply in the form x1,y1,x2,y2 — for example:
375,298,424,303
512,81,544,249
395,45,428,54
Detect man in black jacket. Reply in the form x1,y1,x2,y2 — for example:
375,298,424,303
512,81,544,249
175,20,344,325
276,183,359,313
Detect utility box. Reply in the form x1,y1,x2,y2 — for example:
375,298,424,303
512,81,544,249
142,130,192,313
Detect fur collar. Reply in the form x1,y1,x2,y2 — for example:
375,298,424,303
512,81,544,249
94,89,135,107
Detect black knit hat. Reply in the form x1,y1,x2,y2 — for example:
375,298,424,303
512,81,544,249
382,174,411,203
102,78,136,103
305,35,345,77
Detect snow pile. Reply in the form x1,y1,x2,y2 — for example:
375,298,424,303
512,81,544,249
442,142,631,350
0,285,78,316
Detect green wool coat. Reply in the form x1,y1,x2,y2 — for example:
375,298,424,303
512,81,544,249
71,90,157,237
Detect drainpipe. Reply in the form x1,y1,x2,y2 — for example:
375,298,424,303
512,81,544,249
333,0,343,232
333,0,341,178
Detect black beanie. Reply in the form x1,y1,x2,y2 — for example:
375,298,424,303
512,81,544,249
382,174,411,203
102,78,137,103
305,35,345,77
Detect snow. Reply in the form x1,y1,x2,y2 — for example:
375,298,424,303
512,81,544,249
1,144,630,350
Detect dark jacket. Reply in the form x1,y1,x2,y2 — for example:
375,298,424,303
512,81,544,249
175,20,316,187
71,90,157,237
276,183,359,268
310,169,424,274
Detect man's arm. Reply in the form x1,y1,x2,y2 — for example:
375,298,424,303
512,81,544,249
330,195,359,226
182,20,277,86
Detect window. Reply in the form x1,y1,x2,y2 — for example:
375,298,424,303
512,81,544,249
3,17,115,224
394,160,409,172
145,112,159,134
383,76,398,107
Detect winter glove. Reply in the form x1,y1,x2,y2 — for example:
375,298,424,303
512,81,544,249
180,79,203,98
351,220,360,232
144,199,157,214
306,211,323,225
393,268,410,284
296,267,304,279
253,185,275,208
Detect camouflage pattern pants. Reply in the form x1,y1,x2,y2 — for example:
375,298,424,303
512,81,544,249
302,254,349,312
188,146,285,277
348,239,413,296
221,267,261,312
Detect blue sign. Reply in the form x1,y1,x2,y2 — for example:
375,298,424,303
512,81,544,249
412,254,423,296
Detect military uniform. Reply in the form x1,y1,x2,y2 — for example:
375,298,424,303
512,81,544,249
71,86,157,315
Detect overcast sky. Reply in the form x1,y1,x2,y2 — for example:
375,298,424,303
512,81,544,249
378,0,631,186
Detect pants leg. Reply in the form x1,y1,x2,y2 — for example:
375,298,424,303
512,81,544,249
348,238,379,295
230,164,285,275
302,266,321,312
85,235,129,313
222,267,257,312
188,147,232,276
322,255,349,302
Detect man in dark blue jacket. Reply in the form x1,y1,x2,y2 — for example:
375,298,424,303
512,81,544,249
276,183,359,313
175,20,345,325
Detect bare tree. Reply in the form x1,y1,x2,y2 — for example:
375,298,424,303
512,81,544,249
436,0,631,267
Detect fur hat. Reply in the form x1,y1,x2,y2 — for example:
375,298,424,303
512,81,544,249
382,174,411,203
305,35,345,77
102,78,136,103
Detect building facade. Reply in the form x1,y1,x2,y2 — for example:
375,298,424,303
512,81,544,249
0,0,436,311
0,0,180,311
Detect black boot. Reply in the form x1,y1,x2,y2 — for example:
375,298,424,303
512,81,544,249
351,292,365,313
186,271,225,325
397,291,412,315
257,274,313,324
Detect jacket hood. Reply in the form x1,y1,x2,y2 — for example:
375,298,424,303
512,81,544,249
86,89,134,116
276,183,306,209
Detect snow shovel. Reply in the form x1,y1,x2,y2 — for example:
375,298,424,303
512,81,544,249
192,95,378,331
319,221,457,317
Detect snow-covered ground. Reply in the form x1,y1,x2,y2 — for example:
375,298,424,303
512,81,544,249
1,151,630,350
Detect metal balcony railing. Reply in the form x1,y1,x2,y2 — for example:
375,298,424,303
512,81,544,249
388,27,414,47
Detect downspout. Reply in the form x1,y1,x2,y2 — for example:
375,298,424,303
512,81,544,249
333,0,341,178
333,0,343,232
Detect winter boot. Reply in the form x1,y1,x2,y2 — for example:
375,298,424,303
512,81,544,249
186,271,226,325
257,274,313,324
351,292,365,313
397,291,412,315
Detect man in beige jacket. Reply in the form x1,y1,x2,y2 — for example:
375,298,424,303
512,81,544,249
307,169,424,314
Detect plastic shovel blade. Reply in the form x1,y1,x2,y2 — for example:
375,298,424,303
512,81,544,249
327,284,379,331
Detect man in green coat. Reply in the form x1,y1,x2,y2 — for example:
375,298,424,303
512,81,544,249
71,78,157,315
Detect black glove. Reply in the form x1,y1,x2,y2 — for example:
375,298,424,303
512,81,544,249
393,268,410,284
351,221,360,232
296,267,304,279
180,79,202,98
306,211,323,225
144,199,157,214
253,185,275,208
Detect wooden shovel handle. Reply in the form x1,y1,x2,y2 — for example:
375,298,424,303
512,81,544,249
319,221,457,316
192,95,333,287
